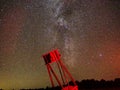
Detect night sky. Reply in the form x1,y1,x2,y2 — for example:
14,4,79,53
0,0,120,89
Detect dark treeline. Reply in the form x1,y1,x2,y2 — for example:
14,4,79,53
76,78,120,89
1,78,120,90
20,78,120,90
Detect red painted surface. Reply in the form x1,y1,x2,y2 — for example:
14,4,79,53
62,85,78,90
42,49,78,90
42,49,61,64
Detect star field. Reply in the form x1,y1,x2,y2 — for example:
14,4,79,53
0,0,120,89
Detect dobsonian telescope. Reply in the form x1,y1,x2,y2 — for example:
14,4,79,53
42,49,78,90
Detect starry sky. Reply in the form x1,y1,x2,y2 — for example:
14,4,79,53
0,0,120,89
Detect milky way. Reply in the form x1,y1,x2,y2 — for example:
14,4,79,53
0,0,120,89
